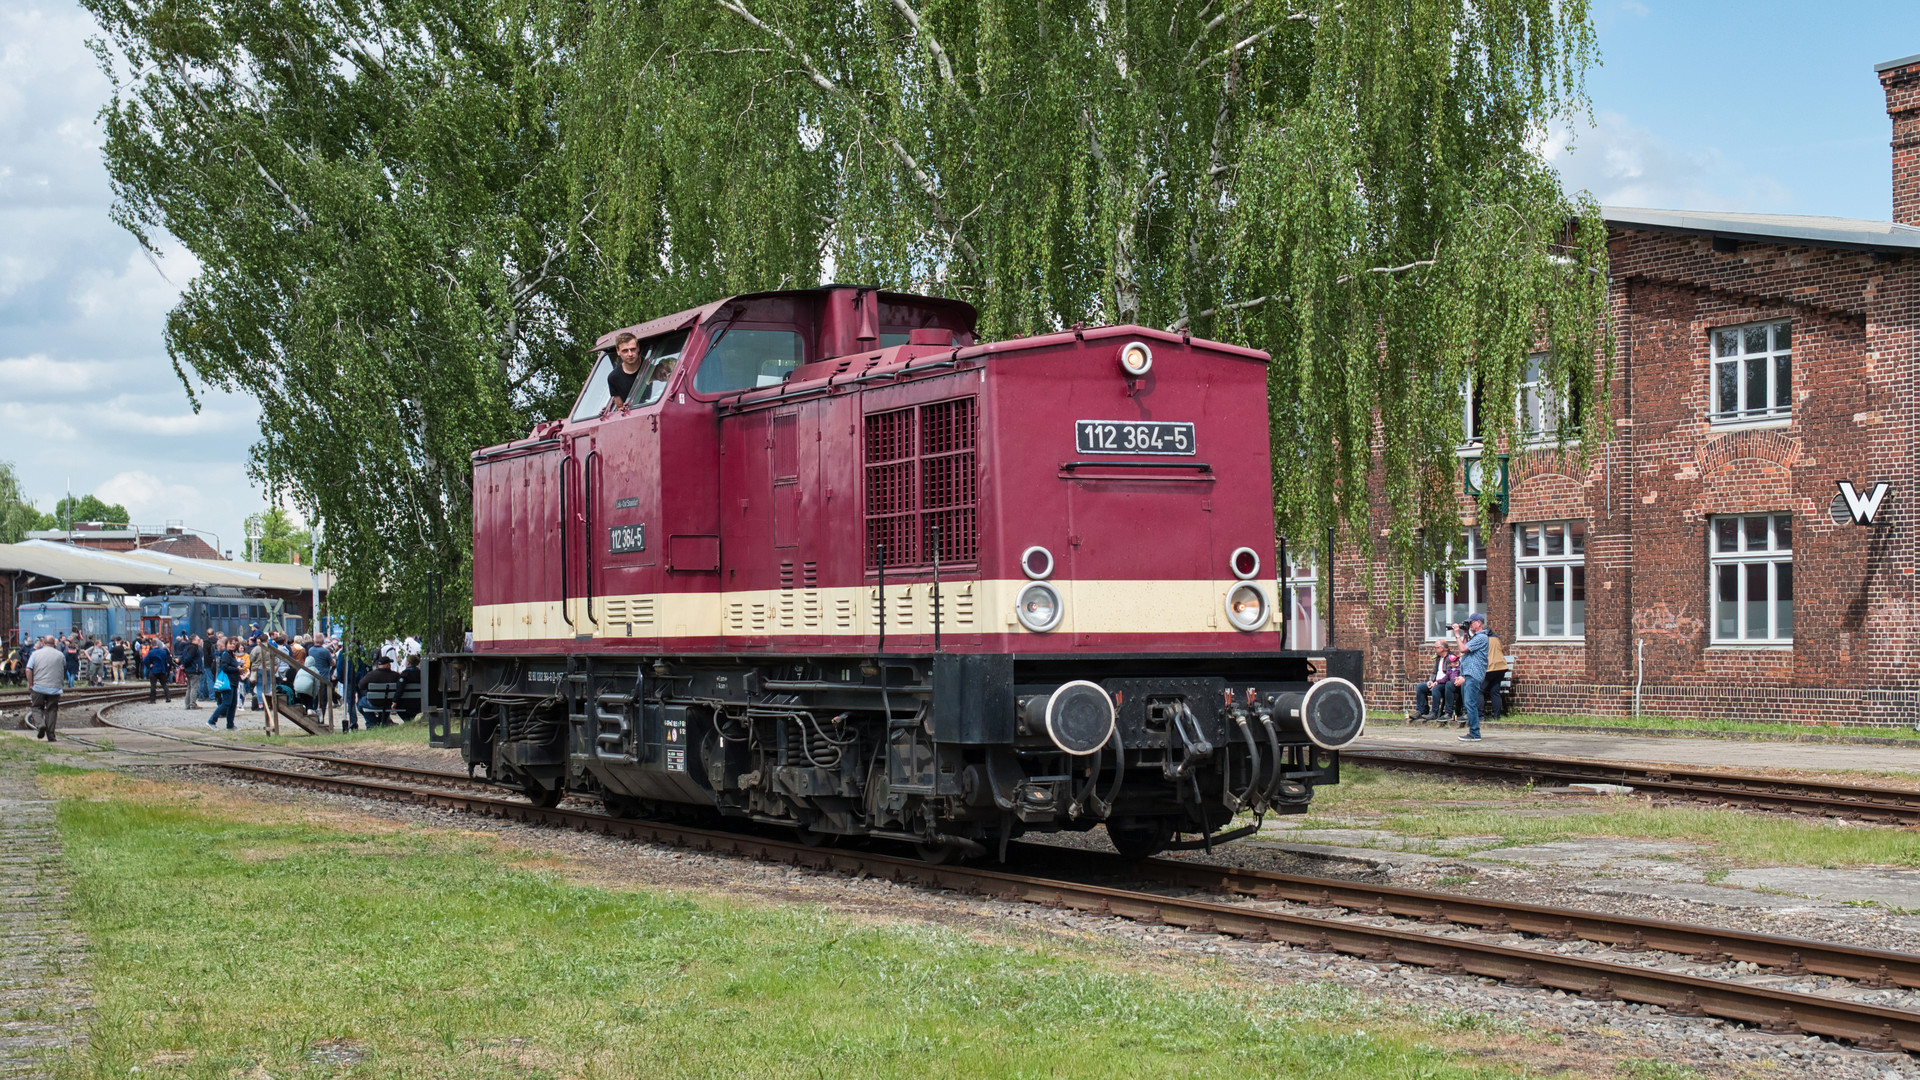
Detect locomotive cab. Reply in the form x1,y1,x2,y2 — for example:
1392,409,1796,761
450,286,1362,858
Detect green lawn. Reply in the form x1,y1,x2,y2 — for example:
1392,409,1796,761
1294,766,1920,869
47,767,1541,1079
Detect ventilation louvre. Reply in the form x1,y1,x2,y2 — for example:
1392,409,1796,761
864,397,978,568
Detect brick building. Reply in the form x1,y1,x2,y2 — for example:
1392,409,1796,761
1338,53,1920,728
25,523,226,560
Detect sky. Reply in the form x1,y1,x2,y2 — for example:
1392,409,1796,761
1,0,1916,559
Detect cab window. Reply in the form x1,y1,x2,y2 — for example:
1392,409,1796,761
630,332,688,407
570,353,616,421
692,328,805,393
568,330,690,422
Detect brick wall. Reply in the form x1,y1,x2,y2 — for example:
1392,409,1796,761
1347,227,1919,727
1884,57,1920,226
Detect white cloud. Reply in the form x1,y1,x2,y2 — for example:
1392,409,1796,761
95,470,203,521
0,400,77,442
100,399,259,437
0,352,114,393
70,246,202,324
0,0,269,555
1541,110,1793,213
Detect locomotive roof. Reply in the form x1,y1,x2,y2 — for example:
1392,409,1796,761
591,287,980,353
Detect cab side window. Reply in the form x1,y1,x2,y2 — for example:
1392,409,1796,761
632,331,688,407
567,330,690,422
692,328,805,393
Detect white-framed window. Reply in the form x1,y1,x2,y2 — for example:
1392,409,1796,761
1515,520,1585,639
1711,321,1791,423
1424,528,1486,639
1518,354,1561,440
1710,515,1793,643
1461,357,1579,447
1461,377,1483,446
1280,557,1323,650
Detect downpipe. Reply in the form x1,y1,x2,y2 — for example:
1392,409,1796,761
1635,638,1645,718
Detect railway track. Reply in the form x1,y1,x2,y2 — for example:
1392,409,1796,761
1345,745,1920,825
72,699,1920,1053
165,755,1920,1054
1,685,152,707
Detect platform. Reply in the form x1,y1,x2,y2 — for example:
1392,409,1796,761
1353,723,1920,775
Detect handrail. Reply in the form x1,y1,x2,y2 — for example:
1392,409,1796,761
584,450,600,628
558,454,574,631
255,640,334,733
1059,460,1211,471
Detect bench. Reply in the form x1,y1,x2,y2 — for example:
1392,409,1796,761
1409,669,1514,725
360,681,422,726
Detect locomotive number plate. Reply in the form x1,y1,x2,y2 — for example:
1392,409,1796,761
607,523,646,554
1074,420,1196,455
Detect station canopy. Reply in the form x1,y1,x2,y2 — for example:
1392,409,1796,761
0,540,331,596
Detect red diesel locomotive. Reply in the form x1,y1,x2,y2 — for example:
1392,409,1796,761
440,285,1364,860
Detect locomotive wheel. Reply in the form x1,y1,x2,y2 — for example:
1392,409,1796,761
525,781,564,809
602,795,642,819
915,841,965,865
795,827,837,848
1106,819,1173,861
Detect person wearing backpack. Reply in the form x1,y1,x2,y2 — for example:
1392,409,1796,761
208,636,242,730
144,638,173,703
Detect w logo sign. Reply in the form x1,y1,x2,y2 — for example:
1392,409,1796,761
1830,481,1891,526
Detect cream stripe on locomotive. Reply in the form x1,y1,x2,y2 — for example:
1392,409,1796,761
473,578,1279,644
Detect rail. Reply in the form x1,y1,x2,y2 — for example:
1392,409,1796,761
1345,745,1920,825
72,697,1920,1054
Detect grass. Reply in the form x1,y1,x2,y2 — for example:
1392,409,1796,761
1293,766,1920,869
1617,1062,1703,1080
1388,710,1920,743
47,769,1545,1080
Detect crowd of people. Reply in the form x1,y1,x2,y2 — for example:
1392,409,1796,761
1406,613,1510,740
8,626,429,737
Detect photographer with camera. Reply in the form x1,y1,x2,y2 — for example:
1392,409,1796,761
1452,614,1490,741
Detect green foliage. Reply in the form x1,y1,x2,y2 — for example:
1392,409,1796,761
0,462,49,543
242,508,312,564
0,466,128,539
49,493,131,528
86,0,592,642
91,0,1610,636
54,779,1528,1078
573,0,1612,578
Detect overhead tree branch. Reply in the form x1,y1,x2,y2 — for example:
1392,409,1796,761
713,0,983,269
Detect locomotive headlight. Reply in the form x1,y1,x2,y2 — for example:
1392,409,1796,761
1021,545,1055,580
1118,340,1153,377
1016,582,1064,632
1229,546,1261,580
1224,582,1270,631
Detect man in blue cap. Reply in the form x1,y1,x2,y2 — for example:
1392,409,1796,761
1453,613,1490,741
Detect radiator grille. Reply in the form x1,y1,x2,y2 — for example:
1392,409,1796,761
864,398,978,568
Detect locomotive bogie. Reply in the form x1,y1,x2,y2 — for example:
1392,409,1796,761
439,648,1361,858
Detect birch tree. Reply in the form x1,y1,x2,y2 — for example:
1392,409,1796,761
571,0,1611,579
86,0,589,642
91,0,1609,637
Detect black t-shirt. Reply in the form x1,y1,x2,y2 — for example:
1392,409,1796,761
607,363,645,405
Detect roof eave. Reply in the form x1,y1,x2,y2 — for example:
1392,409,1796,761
1603,211,1920,256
